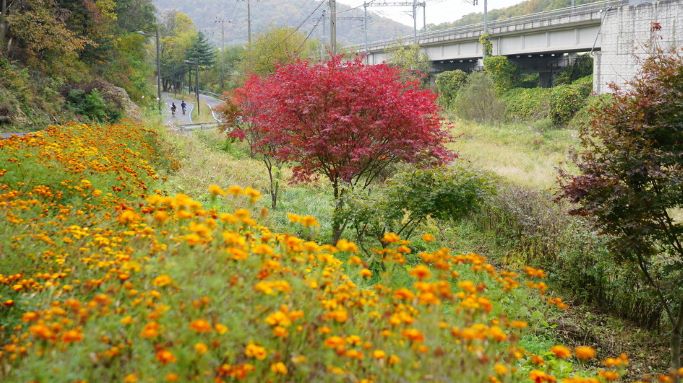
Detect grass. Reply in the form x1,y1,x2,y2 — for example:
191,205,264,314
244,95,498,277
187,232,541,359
191,99,217,124
448,116,579,190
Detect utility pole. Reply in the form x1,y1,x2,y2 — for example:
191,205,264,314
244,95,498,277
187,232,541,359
239,0,256,45
247,0,252,45
412,0,417,43
364,2,369,63
330,0,337,54
366,2,426,44
155,26,162,114
215,17,228,91
320,9,326,61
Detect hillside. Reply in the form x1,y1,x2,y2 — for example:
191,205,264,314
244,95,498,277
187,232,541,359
152,0,412,46
429,0,600,30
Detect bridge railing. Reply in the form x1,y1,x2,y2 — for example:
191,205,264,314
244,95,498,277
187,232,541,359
351,0,622,52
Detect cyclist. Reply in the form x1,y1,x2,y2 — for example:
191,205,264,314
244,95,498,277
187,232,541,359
181,100,187,115
171,102,177,117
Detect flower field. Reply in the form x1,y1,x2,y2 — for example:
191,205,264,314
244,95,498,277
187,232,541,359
0,122,655,382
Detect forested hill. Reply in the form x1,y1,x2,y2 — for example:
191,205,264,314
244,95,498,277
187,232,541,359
429,0,601,30
152,0,412,46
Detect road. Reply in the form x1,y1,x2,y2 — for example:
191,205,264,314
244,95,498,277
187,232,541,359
162,93,194,128
162,92,224,128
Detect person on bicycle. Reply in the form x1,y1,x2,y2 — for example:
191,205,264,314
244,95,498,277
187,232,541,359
171,102,177,117
181,100,187,115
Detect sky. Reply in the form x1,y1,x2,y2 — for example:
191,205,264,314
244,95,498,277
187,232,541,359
337,0,528,26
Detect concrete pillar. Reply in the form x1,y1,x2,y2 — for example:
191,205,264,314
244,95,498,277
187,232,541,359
593,51,601,94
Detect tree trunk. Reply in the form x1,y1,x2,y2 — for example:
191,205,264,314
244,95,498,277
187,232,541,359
0,0,6,57
673,303,683,382
331,179,343,244
264,158,279,209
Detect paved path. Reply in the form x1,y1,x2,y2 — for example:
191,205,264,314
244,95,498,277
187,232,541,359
162,93,194,128
162,92,224,129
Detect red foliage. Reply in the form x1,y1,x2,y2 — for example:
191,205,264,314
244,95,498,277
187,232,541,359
232,56,453,188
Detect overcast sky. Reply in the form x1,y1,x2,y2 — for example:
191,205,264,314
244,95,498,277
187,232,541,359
337,0,527,26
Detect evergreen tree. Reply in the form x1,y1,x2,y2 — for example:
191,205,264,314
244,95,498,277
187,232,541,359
186,32,215,67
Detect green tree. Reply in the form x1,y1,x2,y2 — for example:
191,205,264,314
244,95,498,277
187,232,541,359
186,31,215,67
159,11,198,92
483,55,517,94
243,27,318,76
560,51,683,376
387,43,430,81
435,69,468,108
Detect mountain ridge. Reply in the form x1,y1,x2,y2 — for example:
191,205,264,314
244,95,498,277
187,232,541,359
152,0,413,47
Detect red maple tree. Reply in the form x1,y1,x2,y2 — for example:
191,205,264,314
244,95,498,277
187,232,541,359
230,56,454,240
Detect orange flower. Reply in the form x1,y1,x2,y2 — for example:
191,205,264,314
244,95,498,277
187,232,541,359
401,328,425,343
189,319,212,333
62,329,83,343
409,265,431,280
141,322,160,339
574,346,597,361
550,345,572,359
155,349,176,364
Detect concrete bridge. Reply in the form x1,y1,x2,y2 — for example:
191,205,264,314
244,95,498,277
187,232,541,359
355,0,683,93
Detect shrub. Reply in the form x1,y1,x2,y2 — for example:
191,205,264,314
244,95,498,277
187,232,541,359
501,87,551,122
344,165,493,258
549,84,583,127
66,88,122,123
472,183,663,328
483,55,517,93
452,72,505,123
435,69,468,109
560,50,683,371
567,93,613,130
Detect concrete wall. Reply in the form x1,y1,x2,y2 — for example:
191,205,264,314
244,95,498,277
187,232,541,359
595,0,683,93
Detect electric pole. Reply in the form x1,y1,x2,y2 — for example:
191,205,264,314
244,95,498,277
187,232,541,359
412,0,417,43
366,2,426,45
320,9,326,61
215,17,228,91
155,26,162,113
239,0,257,45
247,0,252,45
330,0,337,54
364,2,369,63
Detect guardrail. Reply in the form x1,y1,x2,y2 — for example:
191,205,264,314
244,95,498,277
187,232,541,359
350,0,622,52
173,123,220,133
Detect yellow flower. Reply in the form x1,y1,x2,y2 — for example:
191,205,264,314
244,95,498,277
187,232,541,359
215,323,229,335
208,184,225,196
372,350,386,359
270,362,288,375
245,342,267,360
123,373,138,383
421,233,435,242
360,268,372,278
194,342,208,354
152,275,172,287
